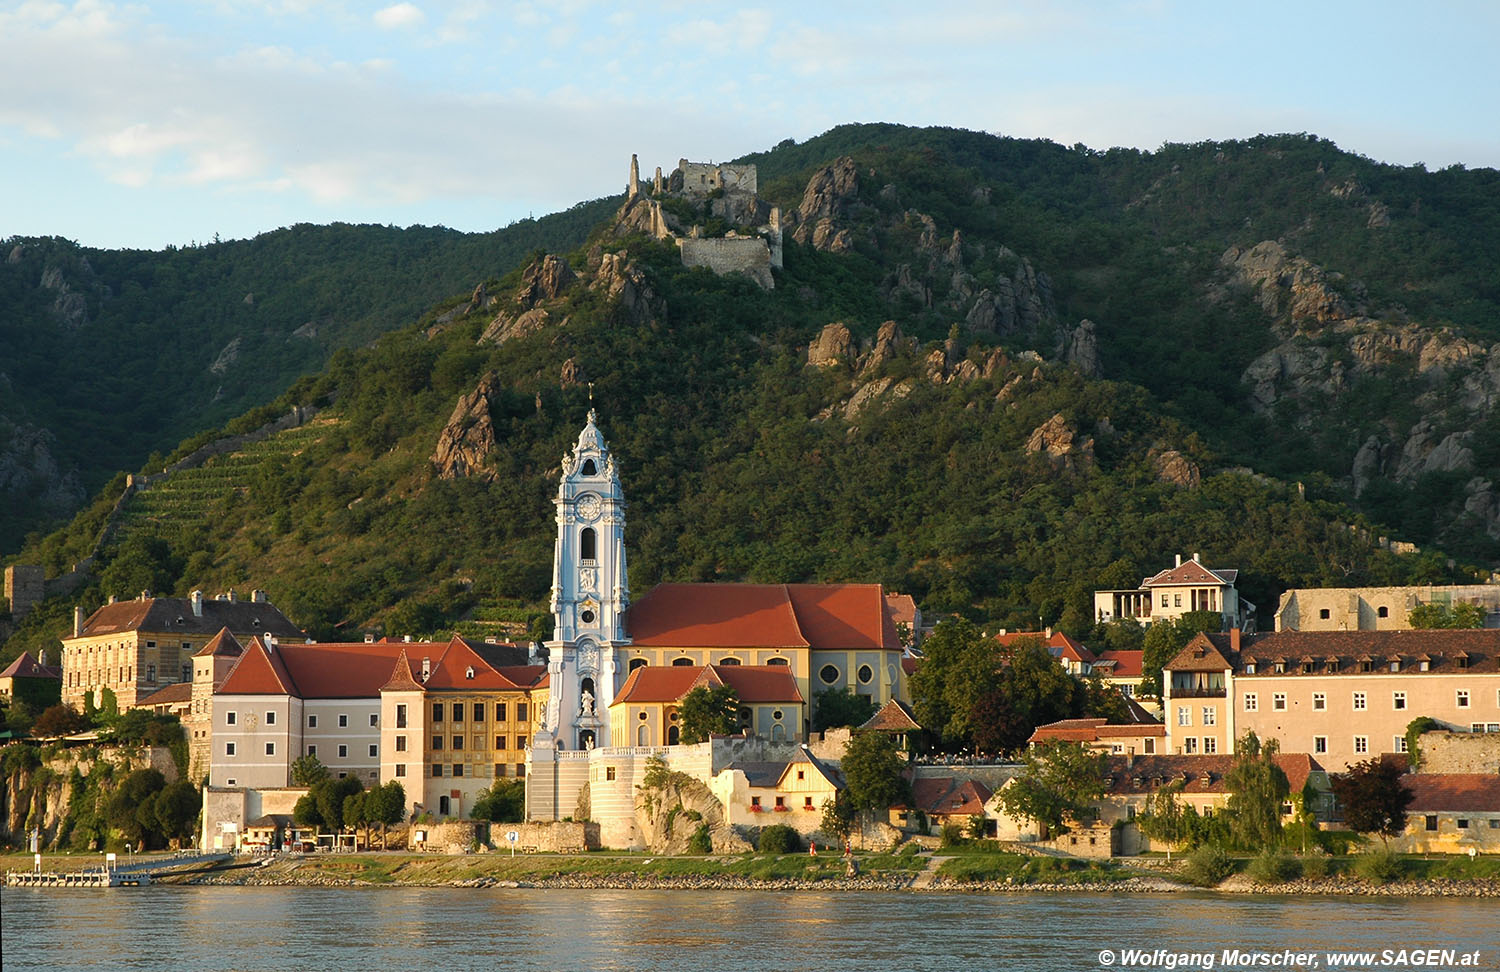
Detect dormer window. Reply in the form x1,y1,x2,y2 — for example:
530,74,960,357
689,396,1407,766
1326,658,1339,673
1390,659,1401,673
1456,653,1470,670
465,666,475,680
1301,660,1314,674
581,459,597,476
1419,658,1430,672
1244,662,1257,674
1273,661,1286,674
1359,658,1373,673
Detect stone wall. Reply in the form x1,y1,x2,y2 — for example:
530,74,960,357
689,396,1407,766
1419,730,1500,774
4,565,44,620
1275,584,1500,631
678,237,773,289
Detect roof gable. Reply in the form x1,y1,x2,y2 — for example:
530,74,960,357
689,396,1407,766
1165,634,1233,673
193,628,244,658
217,636,297,696
0,651,61,680
1144,560,1233,588
612,664,803,705
859,698,922,731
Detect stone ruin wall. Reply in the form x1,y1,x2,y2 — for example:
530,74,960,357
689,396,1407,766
679,237,773,288
1419,730,1500,774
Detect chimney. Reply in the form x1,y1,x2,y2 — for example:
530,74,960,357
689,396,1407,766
190,590,204,617
39,649,47,668
252,589,266,604
1045,626,1053,639
139,590,150,601
403,634,412,643
73,605,84,638
108,595,117,605
1125,753,1134,770
1193,552,1201,563
227,589,238,603
1230,627,1241,654
364,633,375,644
421,656,431,681
1174,554,1182,568
265,635,276,654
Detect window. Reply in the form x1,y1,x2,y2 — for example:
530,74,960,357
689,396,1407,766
395,764,406,778
774,796,786,809
805,796,815,809
226,711,237,725
516,736,526,750
1394,736,1408,753
182,662,192,682
496,763,506,778
1312,693,1326,711
1161,595,1169,607
368,744,378,758
338,745,348,758
581,527,597,562
516,704,527,722
396,704,407,728
1203,737,1217,754
433,703,444,722
1244,694,1258,712
1393,692,1406,711
1319,608,1330,619
395,735,407,752
751,796,761,809
1353,736,1368,755
516,764,525,778
432,764,442,778
819,664,841,685
146,664,155,682
307,745,317,756
605,766,616,781
1313,736,1327,754
767,657,788,666
308,715,319,728
1377,606,1389,618
452,763,463,778
672,657,695,666
581,459,596,476
473,703,485,722
1144,738,1155,754
1182,737,1198,754
370,714,379,727
719,656,741,666
857,664,874,684
226,742,237,756
496,736,507,749
1457,690,1471,708
226,778,236,786
266,711,276,725
265,742,275,756
1173,594,1181,607
452,736,464,750
1424,815,1438,831
495,703,507,722
1272,693,1286,711
1177,706,1191,727
1352,692,1366,711
433,736,444,750
1456,817,1470,829
1245,663,1256,674
1202,707,1216,726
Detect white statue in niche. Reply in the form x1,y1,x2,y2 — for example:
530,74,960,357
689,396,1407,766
580,689,595,715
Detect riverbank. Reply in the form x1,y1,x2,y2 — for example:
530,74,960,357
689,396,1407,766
154,852,1500,896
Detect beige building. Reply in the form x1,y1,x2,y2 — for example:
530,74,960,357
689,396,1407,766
1163,629,1500,770
1094,554,1255,632
1275,584,1500,632
1029,718,1166,756
1396,775,1500,854
608,663,805,747
61,590,305,710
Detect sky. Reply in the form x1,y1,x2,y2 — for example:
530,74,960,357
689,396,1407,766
3,0,1496,251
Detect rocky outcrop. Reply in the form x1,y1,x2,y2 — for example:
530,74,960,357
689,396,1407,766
807,323,855,370
1025,413,1094,470
432,372,504,480
592,251,663,325
1059,319,1101,377
1152,449,1201,489
208,337,241,375
963,255,1053,337
516,255,575,309
635,770,747,855
477,308,553,347
842,376,913,421
792,156,860,249
0,420,86,525
1394,422,1473,482
858,321,907,379
1221,241,1358,332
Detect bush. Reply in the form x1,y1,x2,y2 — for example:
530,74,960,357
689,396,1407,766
897,841,921,857
758,824,801,855
1353,850,1405,884
687,823,712,855
1247,848,1300,884
939,821,966,848
1300,849,1331,879
1181,844,1235,887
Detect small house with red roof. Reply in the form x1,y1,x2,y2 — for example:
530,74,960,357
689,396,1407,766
995,629,1096,675
1029,717,1165,756
1397,774,1500,854
0,650,62,711
1093,553,1254,632
609,663,804,747
714,749,845,831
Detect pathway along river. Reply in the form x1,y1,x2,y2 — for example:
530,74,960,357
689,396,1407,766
1,886,1492,971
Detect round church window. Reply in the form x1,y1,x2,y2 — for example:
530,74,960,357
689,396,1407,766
580,609,596,624
819,664,840,685
857,664,874,684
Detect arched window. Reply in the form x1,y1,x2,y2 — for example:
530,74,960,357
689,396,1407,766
671,657,695,667
1377,605,1389,618
637,724,649,746
771,723,786,742
667,725,680,745
581,527,597,561
628,658,648,673
766,657,788,666
581,459,597,476
718,656,741,666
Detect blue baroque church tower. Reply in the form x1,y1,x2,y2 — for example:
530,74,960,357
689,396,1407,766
535,408,630,751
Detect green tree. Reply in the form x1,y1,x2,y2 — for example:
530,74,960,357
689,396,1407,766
1404,716,1442,768
813,688,877,730
840,730,911,826
106,768,167,848
908,618,1003,746
365,780,406,848
997,740,1106,836
149,780,202,847
678,684,740,744
32,703,90,737
1331,758,1414,850
1408,601,1486,628
820,790,855,843
471,779,526,823
290,753,330,786
1224,732,1290,849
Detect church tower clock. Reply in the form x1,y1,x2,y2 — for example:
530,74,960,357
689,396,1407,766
538,408,629,750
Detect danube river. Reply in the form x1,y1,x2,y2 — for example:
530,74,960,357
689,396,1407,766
1,887,1491,971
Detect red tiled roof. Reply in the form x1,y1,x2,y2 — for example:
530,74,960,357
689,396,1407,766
1101,753,1319,795
904,777,993,817
0,651,62,680
612,664,802,705
1092,649,1143,678
901,654,920,676
1165,635,1234,673
626,583,901,651
884,593,918,628
74,596,305,640
217,636,298,696
1403,774,1500,813
995,630,1096,664
1143,560,1236,588
193,628,244,658
1205,629,1500,675
859,698,922,731
381,649,425,692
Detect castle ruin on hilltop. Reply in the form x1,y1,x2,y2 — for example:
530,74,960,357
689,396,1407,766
617,154,782,289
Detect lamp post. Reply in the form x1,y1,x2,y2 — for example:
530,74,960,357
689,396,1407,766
125,842,133,868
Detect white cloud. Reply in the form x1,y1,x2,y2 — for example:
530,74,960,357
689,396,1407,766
373,2,424,30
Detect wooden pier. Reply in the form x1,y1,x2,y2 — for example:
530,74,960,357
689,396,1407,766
5,851,231,888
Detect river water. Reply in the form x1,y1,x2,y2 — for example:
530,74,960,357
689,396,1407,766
1,886,1492,971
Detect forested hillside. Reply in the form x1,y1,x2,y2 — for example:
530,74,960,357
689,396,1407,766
4,124,1498,663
